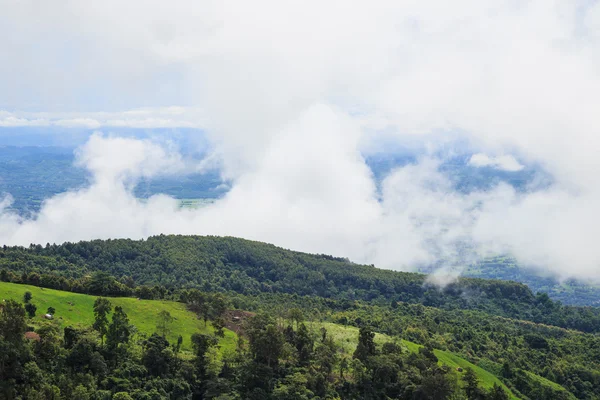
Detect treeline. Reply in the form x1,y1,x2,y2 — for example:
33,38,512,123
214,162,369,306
0,295,510,400
2,235,600,334
0,269,176,300
228,292,600,399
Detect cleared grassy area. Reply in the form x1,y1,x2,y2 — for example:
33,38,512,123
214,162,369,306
523,370,576,400
314,322,518,399
0,282,236,353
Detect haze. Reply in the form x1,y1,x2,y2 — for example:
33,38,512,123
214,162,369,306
1,0,600,281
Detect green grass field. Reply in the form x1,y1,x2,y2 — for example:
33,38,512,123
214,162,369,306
523,370,576,400
0,282,236,353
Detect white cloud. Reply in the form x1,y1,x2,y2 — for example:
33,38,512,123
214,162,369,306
0,108,205,128
468,153,524,172
1,0,600,283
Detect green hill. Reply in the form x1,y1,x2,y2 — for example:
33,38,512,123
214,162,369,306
0,281,236,353
4,235,600,334
314,322,519,399
1,236,598,398
1,281,521,398
0,280,587,399
427,255,600,307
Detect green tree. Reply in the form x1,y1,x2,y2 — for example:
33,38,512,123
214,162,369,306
288,308,304,330
25,303,37,318
247,314,285,368
0,299,27,343
34,324,62,368
156,310,174,338
191,333,219,379
23,291,32,303
113,393,134,400
418,373,453,400
142,333,174,377
212,316,226,338
92,297,112,344
63,326,79,349
72,384,90,400
46,307,55,315
88,271,124,296
106,306,131,350
340,357,349,380
295,323,314,367
272,372,314,400
488,384,509,400
463,368,480,400
174,335,183,353
353,326,376,362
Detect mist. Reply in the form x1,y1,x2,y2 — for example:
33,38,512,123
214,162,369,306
1,0,600,281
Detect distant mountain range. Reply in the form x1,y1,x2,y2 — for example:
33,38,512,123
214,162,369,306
2,141,593,306
0,144,544,213
417,256,600,306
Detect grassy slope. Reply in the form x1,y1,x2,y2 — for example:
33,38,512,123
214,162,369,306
0,282,236,353
0,282,572,399
317,322,519,399
522,371,577,400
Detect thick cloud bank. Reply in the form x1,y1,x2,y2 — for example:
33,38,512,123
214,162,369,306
2,1,600,281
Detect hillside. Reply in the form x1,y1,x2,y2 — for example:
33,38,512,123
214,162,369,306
313,322,519,399
0,282,513,392
0,281,523,399
0,281,236,353
2,236,600,397
1,281,582,399
464,257,600,307
3,235,600,334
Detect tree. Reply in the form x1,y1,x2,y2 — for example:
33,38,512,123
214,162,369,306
418,373,453,400
174,335,183,353
142,333,174,377
213,316,226,338
353,326,376,362
0,299,27,343
340,357,349,380
72,384,90,400
156,310,174,338
247,314,285,368
92,297,112,344
272,372,314,400
501,362,513,379
488,384,509,400
113,393,134,400
34,324,62,367
46,307,55,315
64,326,79,349
23,291,32,303
295,323,314,367
288,308,304,330
463,368,480,400
191,333,219,379
25,303,37,318
88,271,125,296
106,306,131,350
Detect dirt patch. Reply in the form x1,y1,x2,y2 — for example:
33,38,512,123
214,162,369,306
25,331,40,341
223,310,255,335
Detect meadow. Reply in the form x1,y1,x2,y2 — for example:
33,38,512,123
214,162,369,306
0,281,236,353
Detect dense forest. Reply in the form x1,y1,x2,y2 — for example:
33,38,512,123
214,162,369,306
1,235,600,399
2,235,600,333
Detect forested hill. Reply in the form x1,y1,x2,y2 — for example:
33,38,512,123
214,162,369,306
2,235,600,333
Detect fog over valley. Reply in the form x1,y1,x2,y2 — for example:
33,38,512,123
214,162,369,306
1,0,600,283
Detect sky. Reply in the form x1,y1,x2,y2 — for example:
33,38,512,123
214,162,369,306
1,0,600,281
